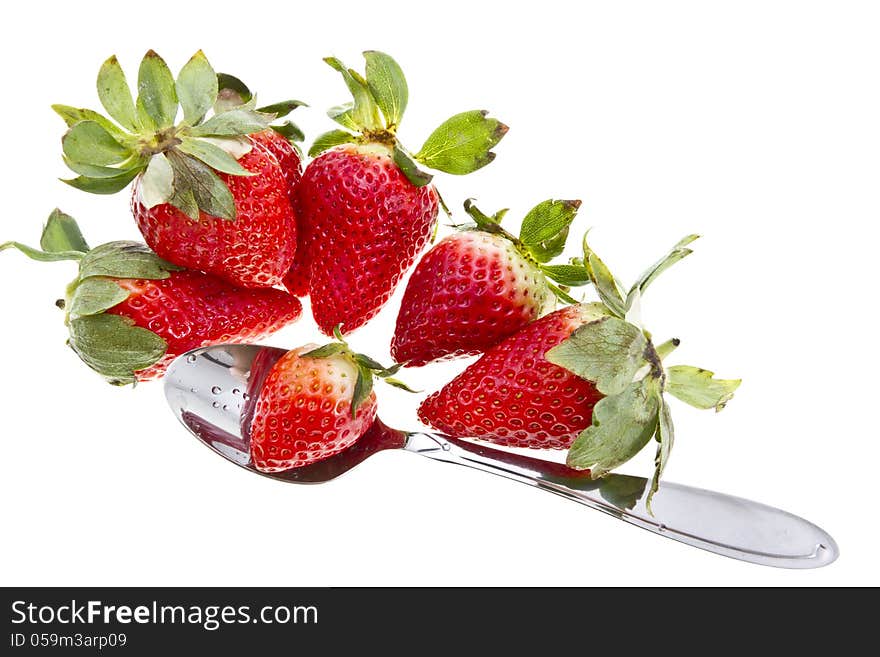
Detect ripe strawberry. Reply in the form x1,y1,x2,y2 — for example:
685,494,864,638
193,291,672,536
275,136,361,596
391,198,589,366
1,210,302,384
131,139,296,288
420,233,741,510
298,144,440,328
54,51,305,288
293,51,507,331
249,331,413,472
418,304,607,449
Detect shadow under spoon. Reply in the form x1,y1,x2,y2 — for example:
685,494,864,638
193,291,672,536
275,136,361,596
164,344,839,569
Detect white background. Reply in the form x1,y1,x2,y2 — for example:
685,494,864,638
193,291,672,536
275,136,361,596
1,0,877,586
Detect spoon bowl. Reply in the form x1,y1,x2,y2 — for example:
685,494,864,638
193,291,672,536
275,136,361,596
165,344,839,569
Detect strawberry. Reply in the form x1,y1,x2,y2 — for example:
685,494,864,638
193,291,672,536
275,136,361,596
297,144,440,327
1,210,302,384
391,198,590,366
418,304,607,449
419,234,741,510
53,51,305,288
292,51,507,332
249,330,413,472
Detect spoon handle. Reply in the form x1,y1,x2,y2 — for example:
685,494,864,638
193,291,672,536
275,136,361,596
404,433,837,568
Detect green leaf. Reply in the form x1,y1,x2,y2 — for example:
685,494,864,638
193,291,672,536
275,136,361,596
68,314,167,385
78,241,180,281
540,263,590,287
377,362,404,377
216,73,253,113
271,122,305,143
547,281,579,305
383,377,419,393
546,315,648,396
138,153,174,208
327,103,359,131
62,167,142,195
415,110,508,175
324,57,382,131
176,50,218,125
52,105,129,141
393,143,433,187
62,120,130,166
40,209,90,254
308,129,356,157
0,241,84,263
647,395,674,514
351,365,374,419
566,377,661,477
136,50,178,129
583,234,626,318
257,99,307,118
188,108,273,137
302,343,346,359
177,137,252,176
363,50,408,127
62,156,141,179
68,277,130,317
166,151,236,220
96,55,138,131
518,199,581,263
462,198,508,228
665,365,741,412
626,234,699,310
353,353,386,371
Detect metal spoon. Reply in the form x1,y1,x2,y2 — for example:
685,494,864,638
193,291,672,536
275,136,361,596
164,344,838,569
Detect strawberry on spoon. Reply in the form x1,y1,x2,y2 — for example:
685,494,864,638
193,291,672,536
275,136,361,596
391,198,589,366
290,51,507,333
249,328,415,472
54,51,301,288
1,210,302,384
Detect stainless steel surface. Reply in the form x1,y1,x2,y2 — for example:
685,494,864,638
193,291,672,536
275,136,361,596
164,344,839,569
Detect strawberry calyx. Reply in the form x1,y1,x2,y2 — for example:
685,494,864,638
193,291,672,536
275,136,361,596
1,209,181,385
544,235,742,512
308,51,508,188
461,198,590,303
54,51,282,221
215,73,307,154
302,325,416,418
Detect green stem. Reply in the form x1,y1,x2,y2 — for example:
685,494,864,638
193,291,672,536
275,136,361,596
655,338,681,361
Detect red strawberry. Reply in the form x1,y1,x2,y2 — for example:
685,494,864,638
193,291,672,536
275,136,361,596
391,199,587,366
249,331,413,472
131,137,296,288
299,144,439,330
295,51,507,332
1,210,302,384
54,51,303,288
418,304,607,449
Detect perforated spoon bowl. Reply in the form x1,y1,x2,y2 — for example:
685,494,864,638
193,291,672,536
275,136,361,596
164,344,838,569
